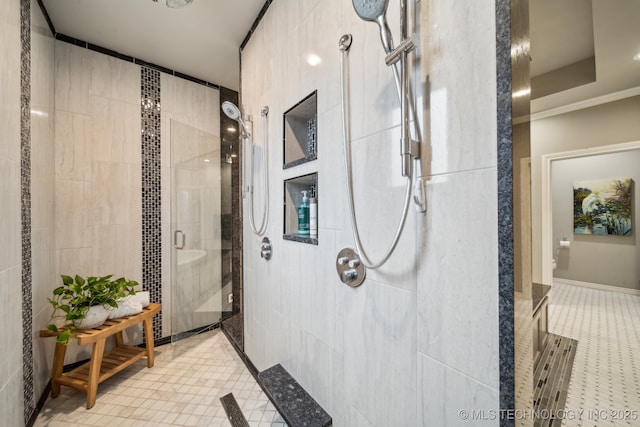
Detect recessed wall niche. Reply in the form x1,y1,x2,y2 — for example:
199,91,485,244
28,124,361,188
283,91,317,169
283,173,318,245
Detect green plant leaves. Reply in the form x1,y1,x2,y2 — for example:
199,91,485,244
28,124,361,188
46,274,139,345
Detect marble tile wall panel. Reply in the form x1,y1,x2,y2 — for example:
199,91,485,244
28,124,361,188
241,0,501,424
0,0,21,163
416,169,499,387
418,353,500,426
54,42,90,114
0,266,23,409
416,0,502,419
0,159,20,273
30,4,56,389
54,42,144,357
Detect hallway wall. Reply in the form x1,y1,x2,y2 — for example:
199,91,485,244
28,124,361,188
551,150,640,289
240,0,500,424
531,95,640,284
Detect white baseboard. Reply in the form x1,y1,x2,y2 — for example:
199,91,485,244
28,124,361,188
553,278,640,296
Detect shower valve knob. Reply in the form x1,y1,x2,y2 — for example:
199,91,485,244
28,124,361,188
341,269,358,282
260,237,272,261
337,256,350,265
348,259,360,268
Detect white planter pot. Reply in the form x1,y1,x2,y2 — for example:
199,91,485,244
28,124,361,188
107,292,149,319
74,305,110,329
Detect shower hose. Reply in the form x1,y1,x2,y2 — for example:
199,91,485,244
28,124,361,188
339,43,414,270
248,109,269,235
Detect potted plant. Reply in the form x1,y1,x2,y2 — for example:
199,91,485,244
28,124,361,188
46,274,139,344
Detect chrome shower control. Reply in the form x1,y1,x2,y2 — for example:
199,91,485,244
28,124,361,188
341,269,359,282
260,237,272,261
336,248,366,287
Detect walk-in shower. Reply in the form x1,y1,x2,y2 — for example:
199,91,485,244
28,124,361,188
337,0,426,285
222,101,270,236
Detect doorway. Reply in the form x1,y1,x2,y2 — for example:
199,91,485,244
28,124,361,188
170,119,232,341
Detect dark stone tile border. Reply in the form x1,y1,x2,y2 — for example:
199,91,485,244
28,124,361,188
495,0,515,425
220,88,243,349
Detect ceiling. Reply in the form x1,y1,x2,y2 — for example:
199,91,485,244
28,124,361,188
41,0,266,91
41,0,640,108
530,0,640,113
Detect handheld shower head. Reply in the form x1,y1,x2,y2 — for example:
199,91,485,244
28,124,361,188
352,0,394,54
222,101,251,137
222,101,240,120
352,0,389,21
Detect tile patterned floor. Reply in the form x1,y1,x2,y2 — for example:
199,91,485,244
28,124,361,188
549,282,640,427
35,330,288,427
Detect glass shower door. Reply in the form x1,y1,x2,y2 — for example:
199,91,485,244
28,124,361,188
171,120,230,341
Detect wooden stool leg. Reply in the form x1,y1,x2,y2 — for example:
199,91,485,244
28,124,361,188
50,342,67,398
142,318,154,368
86,338,105,409
114,331,124,348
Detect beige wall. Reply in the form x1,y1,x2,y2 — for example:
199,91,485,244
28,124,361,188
551,150,640,289
531,95,640,283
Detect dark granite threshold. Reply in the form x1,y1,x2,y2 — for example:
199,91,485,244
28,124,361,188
258,364,332,427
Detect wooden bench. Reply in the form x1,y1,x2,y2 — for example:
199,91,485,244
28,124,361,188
40,303,161,409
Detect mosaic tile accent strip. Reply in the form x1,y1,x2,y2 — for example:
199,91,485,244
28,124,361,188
532,334,577,427
495,0,516,423
21,0,35,423
141,66,162,340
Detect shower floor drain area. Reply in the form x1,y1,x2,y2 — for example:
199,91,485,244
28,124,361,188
220,393,250,427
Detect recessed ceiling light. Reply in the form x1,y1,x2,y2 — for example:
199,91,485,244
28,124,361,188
203,159,210,163
633,52,640,61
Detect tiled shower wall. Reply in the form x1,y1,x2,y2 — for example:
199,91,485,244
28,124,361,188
1,0,25,424
53,41,143,364
241,0,500,425
0,9,226,419
53,41,222,350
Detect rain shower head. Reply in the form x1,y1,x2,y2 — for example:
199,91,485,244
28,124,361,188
352,0,394,54
222,101,251,137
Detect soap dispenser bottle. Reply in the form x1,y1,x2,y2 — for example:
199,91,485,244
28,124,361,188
298,191,310,235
